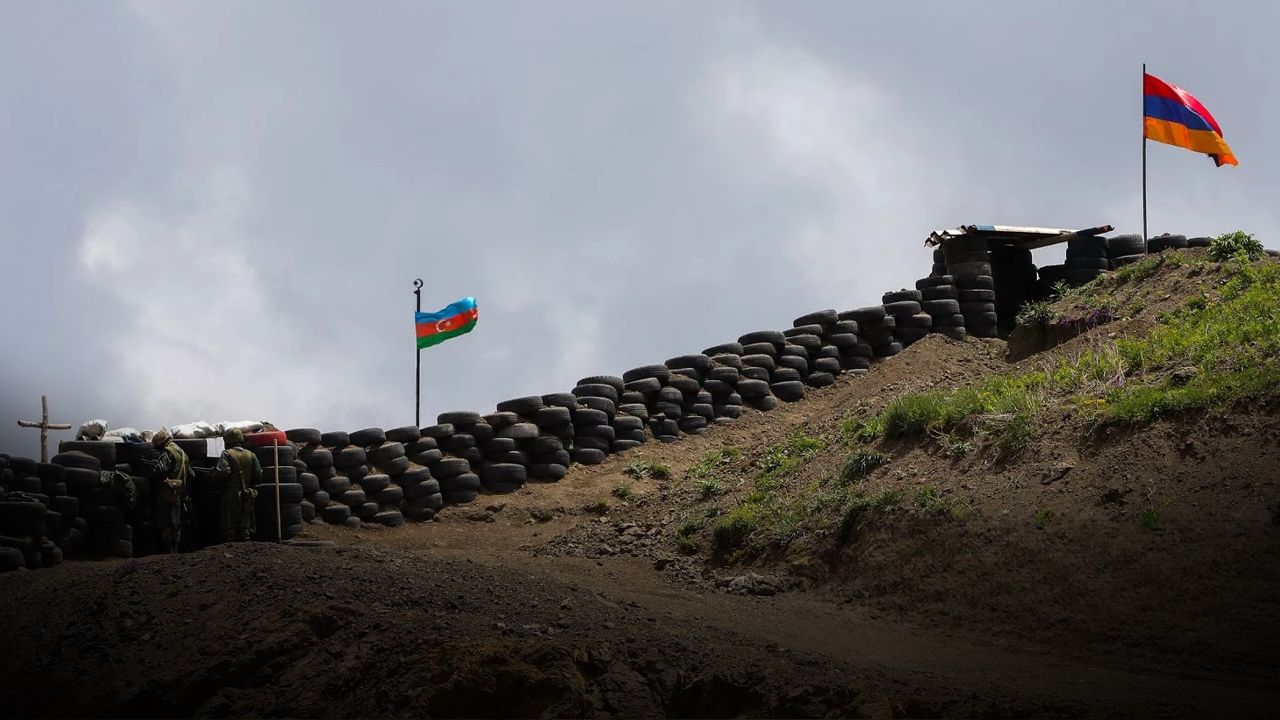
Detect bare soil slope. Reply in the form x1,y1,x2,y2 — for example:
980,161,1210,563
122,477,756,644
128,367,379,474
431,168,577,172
2,252,1278,718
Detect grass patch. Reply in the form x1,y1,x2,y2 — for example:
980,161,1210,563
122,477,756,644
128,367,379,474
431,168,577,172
757,432,826,482
837,488,904,543
913,485,962,518
877,376,1041,462
611,482,635,501
529,508,554,523
840,414,883,445
674,517,703,555
583,499,609,515
1034,507,1054,529
1015,299,1056,328
1139,506,1164,531
1113,254,1164,284
696,477,725,499
624,460,670,480
711,505,760,555
840,448,887,484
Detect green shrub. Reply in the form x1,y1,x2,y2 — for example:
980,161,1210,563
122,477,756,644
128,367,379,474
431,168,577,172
1208,230,1264,262
1016,299,1056,328
1139,506,1164,531
611,483,635,500
837,488,902,542
688,448,739,480
1113,254,1164,284
840,415,883,445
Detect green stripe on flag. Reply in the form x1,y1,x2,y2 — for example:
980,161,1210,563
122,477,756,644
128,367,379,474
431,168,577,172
417,320,477,349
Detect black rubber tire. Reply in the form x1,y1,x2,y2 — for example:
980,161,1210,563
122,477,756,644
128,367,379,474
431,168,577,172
339,488,367,507
897,327,930,344
384,426,421,444
439,471,481,493
1065,256,1109,270
882,289,922,304
1067,235,1109,254
956,275,995,290
253,445,297,467
528,407,570,429
812,357,842,375
740,354,777,371
320,503,351,523
570,448,606,465
959,301,997,315
776,355,808,373
621,365,670,384
770,367,802,384
769,381,805,402
358,473,392,495
297,472,320,495
254,482,304,504
920,285,957,301
1112,254,1146,267
440,433,477,450
320,431,350,447
883,300,921,316
0,546,23,572
1106,233,1145,256
703,341,745,356
873,342,903,358
785,325,825,339
57,441,117,467
571,408,609,427
1187,236,1212,248
419,424,455,439
965,311,1000,326
806,371,837,388
1065,269,1104,285
932,313,966,327
958,289,996,302
345,464,371,483
51,451,101,473
738,342,777,358
348,428,386,446
334,446,369,470
261,466,298,485
81,504,122,525
844,306,886,323
498,423,540,441
432,458,471,478
438,412,483,427
737,330,786,346
322,475,351,496
575,396,617,419
480,463,527,490
573,384,619,403
369,442,407,466
922,299,960,315
916,275,955,289
285,428,322,444
1148,234,1188,252
786,334,822,352
793,309,837,326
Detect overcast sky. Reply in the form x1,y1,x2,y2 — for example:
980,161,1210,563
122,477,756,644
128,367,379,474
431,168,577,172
2,1,1275,455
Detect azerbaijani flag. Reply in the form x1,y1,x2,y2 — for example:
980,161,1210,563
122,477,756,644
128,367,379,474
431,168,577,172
1143,72,1237,167
415,297,478,349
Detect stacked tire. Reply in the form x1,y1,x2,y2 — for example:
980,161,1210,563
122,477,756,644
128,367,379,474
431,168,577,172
788,310,842,388
989,246,1039,333
569,382,616,465
882,289,931,348
1107,233,1147,268
1061,235,1110,286
0,454,67,571
846,306,899,359
253,440,304,540
699,350,745,419
831,311,875,372
736,331,785,409
663,357,715,431
52,445,134,559
915,275,967,341
624,364,679,441
1147,233,1188,254
288,428,332,525
957,275,998,339
929,246,947,277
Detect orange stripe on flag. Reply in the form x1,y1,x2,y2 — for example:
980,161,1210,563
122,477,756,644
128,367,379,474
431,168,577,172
1144,117,1237,166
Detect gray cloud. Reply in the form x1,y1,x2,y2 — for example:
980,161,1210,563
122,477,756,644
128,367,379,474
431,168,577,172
2,1,1275,455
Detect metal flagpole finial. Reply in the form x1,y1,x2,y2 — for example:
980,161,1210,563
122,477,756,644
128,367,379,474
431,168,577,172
413,278,423,291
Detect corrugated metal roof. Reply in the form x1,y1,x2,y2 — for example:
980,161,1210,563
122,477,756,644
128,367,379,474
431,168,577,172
926,224,1113,250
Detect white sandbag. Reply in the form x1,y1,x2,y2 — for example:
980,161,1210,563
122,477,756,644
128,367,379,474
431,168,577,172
104,427,144,443
219,420,264,434
76,419,108,441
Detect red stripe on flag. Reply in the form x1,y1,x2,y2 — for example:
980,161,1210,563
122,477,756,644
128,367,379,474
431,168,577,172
416,308,479,338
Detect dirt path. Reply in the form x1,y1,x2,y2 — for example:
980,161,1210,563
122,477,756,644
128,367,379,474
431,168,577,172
305,511,1280,718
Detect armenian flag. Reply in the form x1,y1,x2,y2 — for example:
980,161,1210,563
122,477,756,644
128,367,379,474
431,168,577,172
1143,72,1237,167
415,296,478,349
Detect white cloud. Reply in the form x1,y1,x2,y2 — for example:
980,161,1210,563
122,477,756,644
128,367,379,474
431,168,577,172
699,27,964,301
76,167,397,431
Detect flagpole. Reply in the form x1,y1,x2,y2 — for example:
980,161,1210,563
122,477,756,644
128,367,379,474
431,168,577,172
413,278,423,427
1142,62,1148,243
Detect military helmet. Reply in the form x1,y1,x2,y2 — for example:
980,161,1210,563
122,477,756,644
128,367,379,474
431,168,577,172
223,428,245,446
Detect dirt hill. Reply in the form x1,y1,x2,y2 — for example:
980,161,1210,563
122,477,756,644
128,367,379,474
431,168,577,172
1,249,1278,718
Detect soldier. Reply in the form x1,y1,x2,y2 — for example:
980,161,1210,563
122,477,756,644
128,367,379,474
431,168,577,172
149,428,192,553
213,428,261,542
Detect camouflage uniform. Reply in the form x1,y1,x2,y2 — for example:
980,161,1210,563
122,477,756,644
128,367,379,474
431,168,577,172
214,428,261,542
150,431,191,552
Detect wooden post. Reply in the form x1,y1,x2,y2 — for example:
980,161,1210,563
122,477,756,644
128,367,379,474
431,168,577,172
17,395,72,463
273,439,282,543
